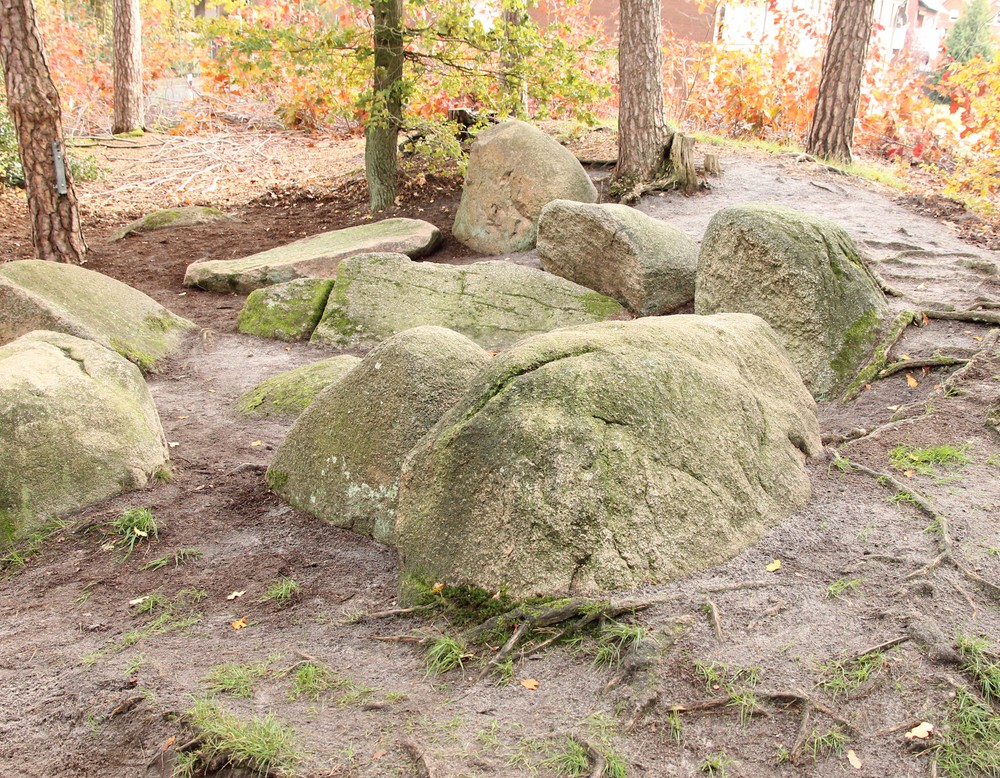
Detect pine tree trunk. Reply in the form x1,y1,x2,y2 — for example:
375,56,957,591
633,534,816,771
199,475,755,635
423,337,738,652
806,0,875,164
112,0,143,134
499,2,528,117
0,0,87,263
365,0,403,212
614,0,669,183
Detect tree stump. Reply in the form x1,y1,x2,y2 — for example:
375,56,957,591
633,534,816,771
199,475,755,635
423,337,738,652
704,153,721,176
669,132,698,194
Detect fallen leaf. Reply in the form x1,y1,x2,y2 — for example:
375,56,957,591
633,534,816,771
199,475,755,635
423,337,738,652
904,469,915,478
249,440,262,447
900,354,911,360
974,335,983,341
430,581,445,594
231,617,247,630
129,596,149,606
227,590,245,600
177,415,189,420
847,749,862,769
372,749,388,760
905,721,934,740
765,559,782,572
921,312,929,326
208,388,216,393
887,404,901,411
162,736,176,752
521,678,539,690
906,373,919,388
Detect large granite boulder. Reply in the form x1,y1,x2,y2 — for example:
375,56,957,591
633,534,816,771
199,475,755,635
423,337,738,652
109,206,229,242
310,253,625,350
395,314,821,598
695,204,888,400
537,200,698,315
238,355,361,418
0,331,169,544
184,218,442,293
267,327,489,545
0,260,195,372
237,278,334,341
453,120,598,254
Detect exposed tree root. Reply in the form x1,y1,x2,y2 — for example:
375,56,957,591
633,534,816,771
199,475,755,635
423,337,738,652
878,356,970,378
826,448,1000,601
843,310,917,402
401,739,437,778
923,309,1000,326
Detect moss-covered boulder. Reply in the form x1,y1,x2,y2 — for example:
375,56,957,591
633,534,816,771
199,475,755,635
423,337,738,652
109,206,229,242
310,253,625,350
695,204,888,400
0,260,195,372
453,120,598,254
267,327,489,544
395,314,821,598
537,200,698,315
238,355,361,418
0,331,169,544
183,218,443,294
237,278,334,341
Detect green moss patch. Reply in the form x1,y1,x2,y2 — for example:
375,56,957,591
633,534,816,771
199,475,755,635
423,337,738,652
237,278,335,341
237,356,361,418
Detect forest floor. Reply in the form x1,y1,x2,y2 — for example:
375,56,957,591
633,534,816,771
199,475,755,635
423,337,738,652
0,129,998,778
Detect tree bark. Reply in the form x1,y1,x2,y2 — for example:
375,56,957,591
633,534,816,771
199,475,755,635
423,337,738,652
806,0,875,164
499,1,528,117
112,0,143,134
614,0,669,183
365,0,404,212
0,0,87,263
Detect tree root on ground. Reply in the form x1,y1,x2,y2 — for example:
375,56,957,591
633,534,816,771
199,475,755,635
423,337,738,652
826,448,1000,601
878,356,970,378
843,311,918,402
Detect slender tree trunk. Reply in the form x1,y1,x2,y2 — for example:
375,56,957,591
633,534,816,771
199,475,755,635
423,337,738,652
614,0,669,183
499,1,528,117
112,0,143,134
365,0,403,212
806,0,875,164
0,0,87,263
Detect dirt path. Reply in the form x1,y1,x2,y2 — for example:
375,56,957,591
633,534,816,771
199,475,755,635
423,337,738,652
1,141,998,778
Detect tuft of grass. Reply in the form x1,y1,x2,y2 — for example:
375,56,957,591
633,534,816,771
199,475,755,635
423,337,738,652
542,736,591,777
123,653,146,677
142,548,202,572
134,593,171,615
184,697,300,776
594,620,650,669
889,443,970,476
802,727,848,761
425,635,470,676
289,662,331,702
110,507,159,559
1,518,69,575
816,649,889,699
204,661,271,698
955,633,1000,702
826,577,863,599
986,453,1000,468
933,687,1000,777
699,751,734,775
691,662,761,726
264,576,301,605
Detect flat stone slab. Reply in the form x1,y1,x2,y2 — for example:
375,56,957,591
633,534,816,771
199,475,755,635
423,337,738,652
0,260,195,372
183,218,443,293
109,206,229,242
310,253,626,350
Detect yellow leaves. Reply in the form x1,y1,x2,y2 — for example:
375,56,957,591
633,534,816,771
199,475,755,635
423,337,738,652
906,373,919,388
129,595,149,606
905,721,934,740
227,590,245,600
249,440,262,447
231,616,247,630
520,678,539,690
765,559,782,573
430,581,445,595
847,749,862,769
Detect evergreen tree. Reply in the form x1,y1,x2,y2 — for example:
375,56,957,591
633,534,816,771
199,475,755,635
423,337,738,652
946,0,995,62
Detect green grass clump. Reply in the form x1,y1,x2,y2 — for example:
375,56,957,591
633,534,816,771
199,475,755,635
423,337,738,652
594,620,650,669
425,635,470,676
889,443,970,475
183,697,300,776
699,751,734,775
204,661,271,698
956,633,1000,702
142,548,202,571
264,576,301,605
802,727,848,761
816,649,890,699
542,735,591,776
826,577,863,599
0,518,69,576
110,507,159,559
934,687,1000,777
692,662,761,726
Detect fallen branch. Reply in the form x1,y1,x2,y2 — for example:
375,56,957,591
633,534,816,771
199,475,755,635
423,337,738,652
842,310,917,402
